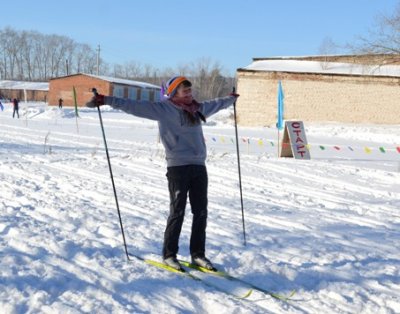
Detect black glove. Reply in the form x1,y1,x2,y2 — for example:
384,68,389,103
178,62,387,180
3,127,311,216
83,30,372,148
86,94,105,108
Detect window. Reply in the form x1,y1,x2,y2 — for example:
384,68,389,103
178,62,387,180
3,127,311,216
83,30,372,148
141,89,150,101
153,89,161,101
128,87,138,100
113,85,124,97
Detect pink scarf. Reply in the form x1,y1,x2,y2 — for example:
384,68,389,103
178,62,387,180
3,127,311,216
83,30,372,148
171,98,200,114
171,98,206,122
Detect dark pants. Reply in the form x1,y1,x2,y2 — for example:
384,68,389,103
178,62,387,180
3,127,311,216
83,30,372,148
13,108,19,118
162,165,208,259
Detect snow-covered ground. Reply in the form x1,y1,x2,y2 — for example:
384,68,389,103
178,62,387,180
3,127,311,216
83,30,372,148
0,101,399,313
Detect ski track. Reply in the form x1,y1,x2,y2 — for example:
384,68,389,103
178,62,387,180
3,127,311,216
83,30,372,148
1,110,400,313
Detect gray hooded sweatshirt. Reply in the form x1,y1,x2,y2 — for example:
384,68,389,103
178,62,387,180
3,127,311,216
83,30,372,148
103,95,237,167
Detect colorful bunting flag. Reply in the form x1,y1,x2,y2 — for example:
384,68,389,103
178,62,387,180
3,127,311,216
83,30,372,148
202,134,398,156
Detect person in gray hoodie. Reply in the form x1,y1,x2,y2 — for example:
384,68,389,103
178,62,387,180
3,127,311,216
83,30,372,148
86,76,239,271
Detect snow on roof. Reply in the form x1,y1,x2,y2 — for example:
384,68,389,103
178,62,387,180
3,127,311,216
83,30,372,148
0,80,49,91
240,59,400,77
85,74,161,89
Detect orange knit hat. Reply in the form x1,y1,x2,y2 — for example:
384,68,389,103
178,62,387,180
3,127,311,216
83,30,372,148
166,76,190,98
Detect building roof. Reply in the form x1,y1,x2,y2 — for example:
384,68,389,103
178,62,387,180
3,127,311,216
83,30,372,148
50,73,160,90
85,74,161,89
0,80,49,91
239,59,400,78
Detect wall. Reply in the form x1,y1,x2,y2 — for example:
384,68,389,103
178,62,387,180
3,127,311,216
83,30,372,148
0,89,48,102
48,75,111,107
48,74,160,106
236,70,400,126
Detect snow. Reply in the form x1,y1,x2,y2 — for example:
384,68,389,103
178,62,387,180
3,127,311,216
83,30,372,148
242,59,400,77
1,100,399,313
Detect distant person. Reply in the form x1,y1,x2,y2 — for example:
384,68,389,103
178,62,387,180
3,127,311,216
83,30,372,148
58,98,63,109
12,98,19,118
0,100,4,111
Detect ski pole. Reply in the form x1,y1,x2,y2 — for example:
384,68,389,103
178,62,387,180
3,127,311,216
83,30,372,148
92,88,130,261
232,87,247,246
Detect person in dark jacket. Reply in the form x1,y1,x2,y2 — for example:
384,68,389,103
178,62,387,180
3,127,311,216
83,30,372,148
58,98,63,109
86,76,239,271
12,98,19,118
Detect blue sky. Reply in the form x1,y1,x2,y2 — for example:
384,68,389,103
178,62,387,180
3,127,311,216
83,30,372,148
2,0,398,75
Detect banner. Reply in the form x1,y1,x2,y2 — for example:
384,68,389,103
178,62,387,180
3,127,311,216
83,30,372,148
276,81,284,130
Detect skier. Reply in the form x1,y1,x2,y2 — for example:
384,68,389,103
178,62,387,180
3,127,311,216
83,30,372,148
86,76,239,271
12,98,19,118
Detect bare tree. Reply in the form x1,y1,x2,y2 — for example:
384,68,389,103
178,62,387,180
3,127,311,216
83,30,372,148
349,4,400,64
0,27,19,79
0,27,99,80
0,27,234,100
318,36,339,69
185,58,231,100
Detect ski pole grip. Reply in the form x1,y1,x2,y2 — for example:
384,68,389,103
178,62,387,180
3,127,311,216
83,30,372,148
92,88,98,96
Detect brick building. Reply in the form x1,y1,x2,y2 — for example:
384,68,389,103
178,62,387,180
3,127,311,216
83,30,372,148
236,54,400,126
48,73,161,107
0,80,48,102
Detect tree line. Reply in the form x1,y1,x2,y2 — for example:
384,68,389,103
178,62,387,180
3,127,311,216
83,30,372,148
3,4,399,100
0,27,234,100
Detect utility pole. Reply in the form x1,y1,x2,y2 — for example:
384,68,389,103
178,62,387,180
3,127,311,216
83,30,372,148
66,59,69,75
96,45,101,75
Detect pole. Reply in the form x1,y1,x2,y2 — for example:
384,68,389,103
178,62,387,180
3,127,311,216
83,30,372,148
232,87,247,246
277,128,280,158
92,88,130,261
96,45,100,75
